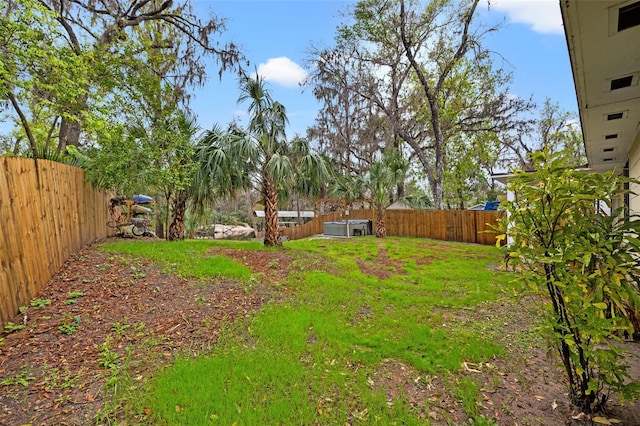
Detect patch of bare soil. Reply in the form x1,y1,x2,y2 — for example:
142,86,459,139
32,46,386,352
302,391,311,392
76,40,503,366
1,242,639,425
0,241,283,426
355,245,407,279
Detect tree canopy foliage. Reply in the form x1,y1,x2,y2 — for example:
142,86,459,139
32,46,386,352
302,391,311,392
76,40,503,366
1,0,240,159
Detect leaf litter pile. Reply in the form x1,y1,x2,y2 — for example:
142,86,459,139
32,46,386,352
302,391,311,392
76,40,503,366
1,241,639,425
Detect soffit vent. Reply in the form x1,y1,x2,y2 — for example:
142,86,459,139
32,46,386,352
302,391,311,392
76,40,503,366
618,1,640,32
610,75,634,90
607,112,625,120
603,158,615,162
605,134,618,140
603,147,615,152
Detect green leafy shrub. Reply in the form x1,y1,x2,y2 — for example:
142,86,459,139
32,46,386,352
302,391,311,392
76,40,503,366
498,149,640,412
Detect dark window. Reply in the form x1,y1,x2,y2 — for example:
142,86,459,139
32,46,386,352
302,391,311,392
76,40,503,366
608,112,624,120
605,134,618,140
618,1,640,31
611,75,634,90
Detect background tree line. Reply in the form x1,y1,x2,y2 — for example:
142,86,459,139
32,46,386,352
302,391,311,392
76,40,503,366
1,0,584,244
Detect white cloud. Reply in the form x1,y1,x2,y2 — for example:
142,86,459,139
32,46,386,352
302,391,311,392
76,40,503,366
256,57,308,89
489,0,563,34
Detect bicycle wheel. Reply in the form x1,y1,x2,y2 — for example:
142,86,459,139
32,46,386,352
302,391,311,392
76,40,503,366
132,224,146,236
107,221,119,229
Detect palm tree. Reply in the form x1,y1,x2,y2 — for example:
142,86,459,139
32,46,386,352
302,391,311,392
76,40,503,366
289,137,332,223
331,150,406,238
165,113,200,240
198,74,329,246
366,160,397,238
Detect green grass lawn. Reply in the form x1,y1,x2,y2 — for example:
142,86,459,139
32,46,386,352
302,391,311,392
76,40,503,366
100,236,521,425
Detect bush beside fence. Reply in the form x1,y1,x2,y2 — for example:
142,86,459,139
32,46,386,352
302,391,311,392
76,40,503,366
0,158,110,328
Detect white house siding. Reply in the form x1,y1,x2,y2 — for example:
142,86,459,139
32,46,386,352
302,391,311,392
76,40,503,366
628,132,640,215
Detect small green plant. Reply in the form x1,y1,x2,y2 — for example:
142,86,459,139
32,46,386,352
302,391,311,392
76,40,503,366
454,377,480,417
58,314,81,335
130,265,146,279
30,298,51,307
19,306,28,314
1,368,36,387
98,338,121,370
468,414,498,426
111,320,131,336
194,295,206,308
42,365,78,390
65,291,85,305
133,322,146,332
3,322,25,334
267,258,280,269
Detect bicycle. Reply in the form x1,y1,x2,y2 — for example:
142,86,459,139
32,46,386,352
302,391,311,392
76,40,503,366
108,196,152,237
107,217,149,236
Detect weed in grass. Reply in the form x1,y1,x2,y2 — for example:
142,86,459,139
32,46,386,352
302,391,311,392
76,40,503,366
58,314,81,335
3,322,25,334
468,414,498,425
98,338,121,370
94,343,139,424
144,337,164,348
130,265,146,279
267,258,280,269
54,394,72,404
1,368,36,387
194,295,206,308
133,322,146,333
41,365,78,390
65,291,85,305
111,319,131,336
454,376,480,417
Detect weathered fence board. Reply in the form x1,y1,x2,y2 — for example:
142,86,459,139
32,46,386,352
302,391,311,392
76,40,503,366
263,208,502,245
258,209,502,245
0,158,111,328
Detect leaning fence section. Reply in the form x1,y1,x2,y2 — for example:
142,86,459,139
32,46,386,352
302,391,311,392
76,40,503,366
275,209,502,245
0,158,111,328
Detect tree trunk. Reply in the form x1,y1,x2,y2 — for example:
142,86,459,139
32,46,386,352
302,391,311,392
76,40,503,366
57,118,83,152
375,206,386,238
263,175,281,246
168,194,187,241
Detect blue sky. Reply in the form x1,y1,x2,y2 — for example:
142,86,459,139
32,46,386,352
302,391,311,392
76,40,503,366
191,0,578,137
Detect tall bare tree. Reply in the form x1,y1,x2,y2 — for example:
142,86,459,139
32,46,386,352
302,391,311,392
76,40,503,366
499,99,585,171
306,44,390,176
322,0,531,209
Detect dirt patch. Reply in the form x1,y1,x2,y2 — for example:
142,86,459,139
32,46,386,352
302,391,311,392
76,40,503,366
1,242,639,425
0,242,277,425
212,248,294,283
355,246,407,279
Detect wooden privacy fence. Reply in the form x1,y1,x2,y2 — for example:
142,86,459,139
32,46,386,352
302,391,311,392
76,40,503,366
0,158,111,328
267,209,502,245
